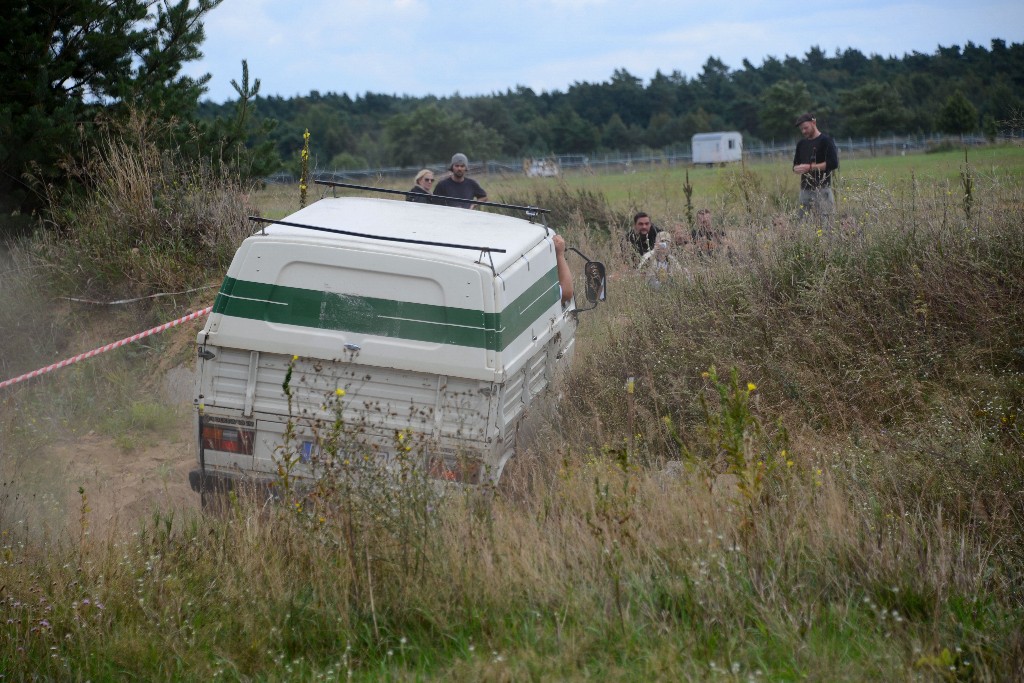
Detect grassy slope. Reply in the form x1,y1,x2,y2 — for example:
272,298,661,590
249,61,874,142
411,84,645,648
2,144,1022,680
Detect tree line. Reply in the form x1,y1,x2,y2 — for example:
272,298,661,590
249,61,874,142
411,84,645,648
1,0,1021,238
197,40,1024,172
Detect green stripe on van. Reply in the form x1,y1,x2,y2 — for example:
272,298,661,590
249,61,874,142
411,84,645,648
213,268,560,351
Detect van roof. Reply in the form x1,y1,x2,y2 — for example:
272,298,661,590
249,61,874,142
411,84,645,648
256,197,551,273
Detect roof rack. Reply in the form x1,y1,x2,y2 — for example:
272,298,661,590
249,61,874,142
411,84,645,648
247,216,507,254
246,215,508,276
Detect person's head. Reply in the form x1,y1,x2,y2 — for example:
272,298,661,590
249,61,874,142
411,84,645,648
414,168,435,191
795,113,819,140
633,212,652,235
697,208,712,230
449,153,469,180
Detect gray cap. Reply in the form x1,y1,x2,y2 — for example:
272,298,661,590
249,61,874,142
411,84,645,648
450,153,469,169
794,113,815,127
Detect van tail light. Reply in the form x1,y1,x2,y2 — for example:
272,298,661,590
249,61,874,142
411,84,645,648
426,455,482,484
202,423,255,455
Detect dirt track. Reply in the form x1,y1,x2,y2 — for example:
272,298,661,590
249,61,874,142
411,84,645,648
50,428,198,534
3,365,201,538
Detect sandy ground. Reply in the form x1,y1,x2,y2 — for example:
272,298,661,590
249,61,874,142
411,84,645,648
3,365,201,538
50,428,199,534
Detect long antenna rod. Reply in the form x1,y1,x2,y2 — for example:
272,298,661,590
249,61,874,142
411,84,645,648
314,179,551,217
247,216,507,253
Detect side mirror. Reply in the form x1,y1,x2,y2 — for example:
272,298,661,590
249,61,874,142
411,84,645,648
584,261,607,304
566,247,607,311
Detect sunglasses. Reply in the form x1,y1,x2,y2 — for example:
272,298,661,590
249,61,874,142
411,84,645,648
423,178,435,183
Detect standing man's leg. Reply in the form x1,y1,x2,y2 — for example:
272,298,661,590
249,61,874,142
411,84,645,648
798,188,815,221
818,188,835,235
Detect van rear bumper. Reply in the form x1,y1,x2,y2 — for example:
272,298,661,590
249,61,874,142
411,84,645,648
189,467,276,496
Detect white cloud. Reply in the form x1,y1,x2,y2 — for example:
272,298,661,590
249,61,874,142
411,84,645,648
187,0,1024,102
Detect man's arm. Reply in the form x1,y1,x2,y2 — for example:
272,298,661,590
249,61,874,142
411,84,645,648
553,235,574,305
793,143,806,174
471,179,487,210
824,136,839,172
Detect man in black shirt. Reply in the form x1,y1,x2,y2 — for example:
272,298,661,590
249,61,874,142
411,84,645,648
792,113,839,227
625,212,660,263
434,153,488,209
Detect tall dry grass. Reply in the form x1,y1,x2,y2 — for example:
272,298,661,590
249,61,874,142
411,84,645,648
31,112,259,297
2,155,1023,679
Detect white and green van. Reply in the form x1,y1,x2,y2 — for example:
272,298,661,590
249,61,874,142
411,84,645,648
190,193,604,497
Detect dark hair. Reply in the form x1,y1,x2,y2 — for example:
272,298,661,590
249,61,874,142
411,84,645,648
633,211,650,224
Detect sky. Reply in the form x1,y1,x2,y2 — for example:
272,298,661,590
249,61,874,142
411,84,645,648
185,0,1024,103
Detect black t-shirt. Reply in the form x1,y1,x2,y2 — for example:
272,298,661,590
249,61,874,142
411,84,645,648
406,185,433,203
627,225,661,256
793,134,839,189
434,176,487,208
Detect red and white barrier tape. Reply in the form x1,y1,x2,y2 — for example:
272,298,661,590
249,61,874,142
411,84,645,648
0,306,213,390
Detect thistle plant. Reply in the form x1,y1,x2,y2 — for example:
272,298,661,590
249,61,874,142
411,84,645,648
299,129,311,209
696,366,791,523
586,455,637,635
960,149,974,221
683,169,694,228
272,362,441,589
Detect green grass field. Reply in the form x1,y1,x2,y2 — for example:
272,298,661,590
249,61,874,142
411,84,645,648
257,143,1024,229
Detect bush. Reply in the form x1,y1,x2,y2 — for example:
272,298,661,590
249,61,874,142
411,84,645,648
497,182,627,238
32,112,259,297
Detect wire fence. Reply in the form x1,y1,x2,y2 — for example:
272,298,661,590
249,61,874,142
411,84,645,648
268,132,1022,185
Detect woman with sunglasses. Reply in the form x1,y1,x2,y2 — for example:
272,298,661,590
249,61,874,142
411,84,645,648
407,169,435,203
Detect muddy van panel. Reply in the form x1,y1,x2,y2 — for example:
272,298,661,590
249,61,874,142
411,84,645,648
193,197,579,492
197,351,501,485
492,235,567,377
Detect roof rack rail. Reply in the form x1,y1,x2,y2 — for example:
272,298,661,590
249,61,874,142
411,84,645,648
247,216,507,254
314,180,551,222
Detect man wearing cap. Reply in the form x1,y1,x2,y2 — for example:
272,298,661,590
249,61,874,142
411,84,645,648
792,113,839,225
434,153,488,209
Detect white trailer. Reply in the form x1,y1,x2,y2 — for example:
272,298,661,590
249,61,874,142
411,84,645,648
691,131,743,166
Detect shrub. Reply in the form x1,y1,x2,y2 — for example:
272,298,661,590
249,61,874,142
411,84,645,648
32,112,259,297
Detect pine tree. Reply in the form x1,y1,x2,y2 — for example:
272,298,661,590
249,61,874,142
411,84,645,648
936,91,979,138
0,0,222,220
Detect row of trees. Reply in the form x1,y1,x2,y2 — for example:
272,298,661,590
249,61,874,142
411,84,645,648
197,40,1023,171
1,1,1020,237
